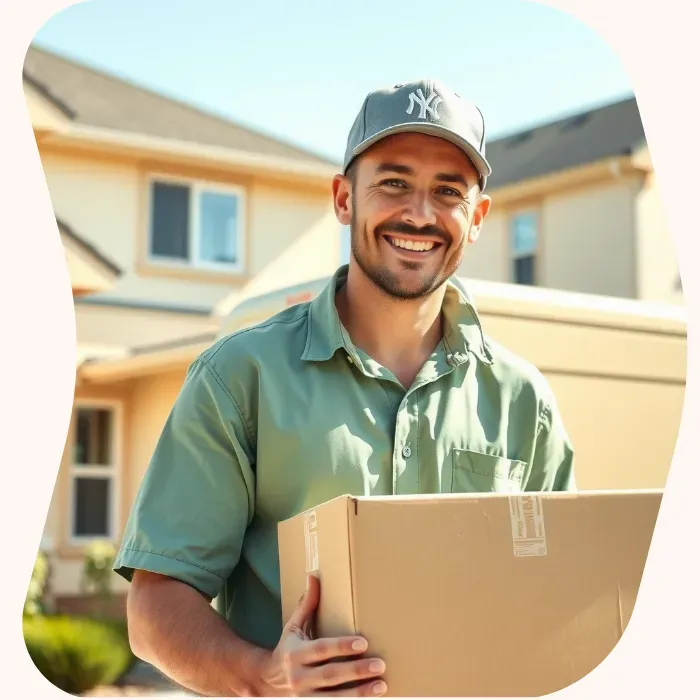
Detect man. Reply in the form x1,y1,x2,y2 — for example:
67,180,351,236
114,79,576,697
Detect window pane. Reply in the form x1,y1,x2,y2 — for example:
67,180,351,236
74,477,110,537
198,191,239,264
514,255,535,285
511,213,537,256
74,408,113,466
150,181,190,260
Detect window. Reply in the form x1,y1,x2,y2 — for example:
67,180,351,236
339,224,351,265
509,211,538,285
148,177,245,272
69,404,120,542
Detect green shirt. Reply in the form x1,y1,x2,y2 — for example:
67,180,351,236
114,265,575,649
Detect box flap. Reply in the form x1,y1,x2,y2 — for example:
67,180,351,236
278,495,357,638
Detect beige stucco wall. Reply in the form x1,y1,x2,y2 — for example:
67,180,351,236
635,172,684,305
238,184,342,300
127,368,189,501
547,373,684,491
74,303,217,351
38,149,339,310
539,177,640,297
50,557,130,597
458,209,509,282
479,308,685,491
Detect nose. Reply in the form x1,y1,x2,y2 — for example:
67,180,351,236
401,189,437,229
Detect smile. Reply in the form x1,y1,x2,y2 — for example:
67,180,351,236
384,235,442,253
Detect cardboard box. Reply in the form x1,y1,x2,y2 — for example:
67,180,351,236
278,490,661,697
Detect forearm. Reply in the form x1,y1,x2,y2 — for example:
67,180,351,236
127,572,272,697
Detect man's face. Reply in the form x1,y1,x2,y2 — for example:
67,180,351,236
334,132,491,300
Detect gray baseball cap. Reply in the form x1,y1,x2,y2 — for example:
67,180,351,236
343,79,492,190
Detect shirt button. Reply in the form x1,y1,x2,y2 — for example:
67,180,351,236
402,445,412,459
347,354,353,363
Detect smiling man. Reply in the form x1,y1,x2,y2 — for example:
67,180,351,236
114,79,576,698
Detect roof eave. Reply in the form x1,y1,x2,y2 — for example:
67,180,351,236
485,154,641,205
78,340,209,384
42,124,341,186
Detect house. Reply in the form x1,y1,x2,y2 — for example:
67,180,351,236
461,97,682,304
25,44,685,617
23,44,343,614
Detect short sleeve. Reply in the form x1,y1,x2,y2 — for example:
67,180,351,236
525,397,577,492
113,357,255,600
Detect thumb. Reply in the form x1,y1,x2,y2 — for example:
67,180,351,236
286,574,320,631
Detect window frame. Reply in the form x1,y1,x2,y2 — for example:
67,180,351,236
67,399,122,546
146,172,247,275
508,208,540,286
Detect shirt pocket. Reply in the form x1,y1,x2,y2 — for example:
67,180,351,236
451,448,526,493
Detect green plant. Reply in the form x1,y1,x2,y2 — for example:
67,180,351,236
24,550,49,617
81,540,117,598
23,615,133,694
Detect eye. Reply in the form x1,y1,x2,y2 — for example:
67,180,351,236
380,178,408,189
436,186,462,197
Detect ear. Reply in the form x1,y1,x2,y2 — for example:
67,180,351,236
467,192,492,244
332,174,353,226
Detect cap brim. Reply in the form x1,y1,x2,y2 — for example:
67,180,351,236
350,122,492,179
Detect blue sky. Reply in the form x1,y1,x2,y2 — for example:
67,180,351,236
32,0,633,162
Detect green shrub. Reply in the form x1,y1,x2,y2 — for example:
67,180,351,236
98,616,139,682
23,615,134,694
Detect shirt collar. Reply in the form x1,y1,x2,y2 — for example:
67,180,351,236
301,266,349,362
301,265,493,366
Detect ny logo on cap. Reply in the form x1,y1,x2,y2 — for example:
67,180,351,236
406,88,442,120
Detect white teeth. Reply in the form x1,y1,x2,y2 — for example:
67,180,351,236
390,237,435,252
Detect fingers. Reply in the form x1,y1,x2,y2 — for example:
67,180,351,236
281,578,387,697
286,574,321,631
313,679,388,697
289,635,369,665
303,657,386,690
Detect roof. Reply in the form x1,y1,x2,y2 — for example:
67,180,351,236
24,45,338,168
57,218,122,276
484,96,646,190
74,296,211,316
24,44,646,191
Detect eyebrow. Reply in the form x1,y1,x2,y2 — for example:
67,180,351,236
435,172,470,189
375,162,471,189
375,163,414,176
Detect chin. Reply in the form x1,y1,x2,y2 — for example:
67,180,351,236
378,274,442,301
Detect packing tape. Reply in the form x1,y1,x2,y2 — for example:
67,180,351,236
508,494,547,557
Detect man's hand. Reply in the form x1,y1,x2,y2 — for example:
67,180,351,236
259,574,387,697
